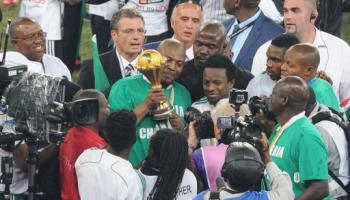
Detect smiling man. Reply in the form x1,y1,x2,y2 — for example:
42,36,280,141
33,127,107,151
108,39,191,166
9,17,71,80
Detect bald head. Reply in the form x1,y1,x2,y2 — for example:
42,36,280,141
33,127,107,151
158,39,186,58
170,2,202,48
273,76,309,112
171,2,202,22
286,43,320,71
197,21,226,39
193,21,227,69
9,17,38,39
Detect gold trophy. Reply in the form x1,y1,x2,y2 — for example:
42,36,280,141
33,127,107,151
136,49,174,120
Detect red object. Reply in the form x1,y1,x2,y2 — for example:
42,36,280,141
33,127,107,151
59,126,106,200
2,0,17,6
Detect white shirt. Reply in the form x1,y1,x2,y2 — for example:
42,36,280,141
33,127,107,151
191,97,214,113
227,10,262,63
140,168,197,200
172,36,194,61
89,1,120,21
1,52,71,80
76,148,143,200
259,0,283,23
201,0,233,23
309,104,349,187
115,49,139,77
122,0,170,36
246,71,276,99
19,0,63,40
251,28,350,107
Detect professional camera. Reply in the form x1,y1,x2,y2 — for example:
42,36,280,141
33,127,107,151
185,107,215,141
248,96,276,120
217,89,262,148
1,72,98,144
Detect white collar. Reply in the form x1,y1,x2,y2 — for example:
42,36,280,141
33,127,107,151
115,49,139,68
313,27,327,49
278,111,305,131
142,75,173,89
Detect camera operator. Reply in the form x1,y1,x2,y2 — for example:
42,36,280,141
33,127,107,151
305,88,349,199
191,55,235,113
191,98,250,191
60,89,109,200
268,76,329,199
194,135,294,200
75,110,143,200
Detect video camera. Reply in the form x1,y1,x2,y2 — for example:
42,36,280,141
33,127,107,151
217,89,262,148
0,72,99,146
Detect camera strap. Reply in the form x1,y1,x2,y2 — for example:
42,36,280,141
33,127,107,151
269,126,284,155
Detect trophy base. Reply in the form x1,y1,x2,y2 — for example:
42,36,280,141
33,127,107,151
153,107,174,121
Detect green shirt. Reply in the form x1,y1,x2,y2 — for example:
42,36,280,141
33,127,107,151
308,78,340,111
109,74,192,166
269,113,329,199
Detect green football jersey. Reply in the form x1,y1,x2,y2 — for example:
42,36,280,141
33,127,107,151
109,74,192,166
308,78,340,112
269,115,329,199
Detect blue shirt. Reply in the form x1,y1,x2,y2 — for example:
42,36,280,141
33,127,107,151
193,189,269,200
227,10,262,63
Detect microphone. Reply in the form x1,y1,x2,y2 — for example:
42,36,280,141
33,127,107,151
216,177,226,191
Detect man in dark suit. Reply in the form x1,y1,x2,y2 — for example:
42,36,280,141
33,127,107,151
177,21,253,102
78,9,146,96
223,0,284,72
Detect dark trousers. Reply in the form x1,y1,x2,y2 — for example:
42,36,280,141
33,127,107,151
62,2,83,72
90,14,112,54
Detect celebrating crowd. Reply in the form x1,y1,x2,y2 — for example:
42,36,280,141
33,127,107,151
1,0,350,199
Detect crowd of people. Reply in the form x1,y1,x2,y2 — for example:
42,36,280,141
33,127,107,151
1,0,350,199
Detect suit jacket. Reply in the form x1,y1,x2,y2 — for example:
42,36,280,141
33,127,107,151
224,12,284,71
78,49,122,97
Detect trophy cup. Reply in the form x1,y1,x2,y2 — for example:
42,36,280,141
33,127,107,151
136,49,174,121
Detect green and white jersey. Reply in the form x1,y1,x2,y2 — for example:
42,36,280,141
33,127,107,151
269,112,329,199
109,74,192,166
191,97,214,113
308,78,340,112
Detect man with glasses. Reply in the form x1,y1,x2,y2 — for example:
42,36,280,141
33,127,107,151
6,17,72,199
9,17,71,80
81,9,146,97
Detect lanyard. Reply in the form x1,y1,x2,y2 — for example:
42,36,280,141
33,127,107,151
229,20,257,40
269,126,284,155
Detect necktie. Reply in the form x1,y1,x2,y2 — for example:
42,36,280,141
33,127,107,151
230,24,240,47
124,64,133,77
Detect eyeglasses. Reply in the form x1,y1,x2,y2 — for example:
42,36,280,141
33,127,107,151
12,31,47,41
116,28,146,35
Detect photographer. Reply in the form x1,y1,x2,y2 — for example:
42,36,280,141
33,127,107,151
193,137,294,200
191,98,250,191
305,88,349,199
268,76,329,199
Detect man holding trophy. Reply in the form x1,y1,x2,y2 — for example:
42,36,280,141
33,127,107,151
109,39,191,166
